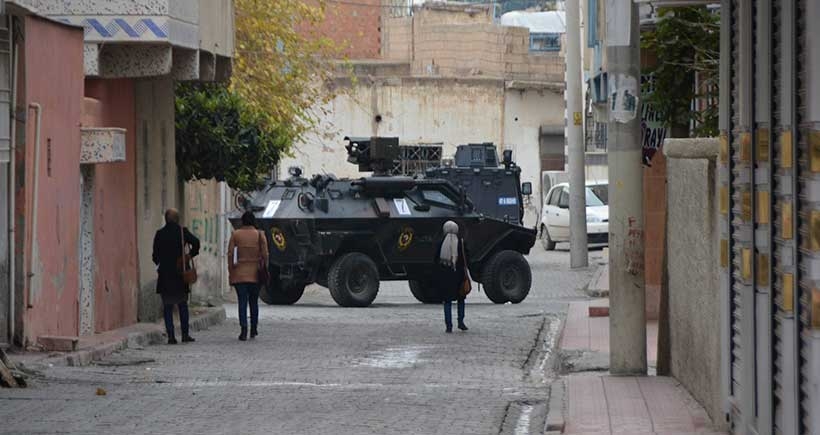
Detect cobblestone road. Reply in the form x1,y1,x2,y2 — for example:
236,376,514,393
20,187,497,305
0,248,602,435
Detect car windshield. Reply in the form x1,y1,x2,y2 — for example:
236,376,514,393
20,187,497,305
589,184,608,205
585,187,604,206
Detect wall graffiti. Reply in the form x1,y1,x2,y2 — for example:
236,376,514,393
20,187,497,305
188,189,220,255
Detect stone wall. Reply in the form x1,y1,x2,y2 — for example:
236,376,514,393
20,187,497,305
382,17,412,61
381,3,564,83
664,138,725,429
412,24,563,82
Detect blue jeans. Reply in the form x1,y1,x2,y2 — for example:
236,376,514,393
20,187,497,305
163,302,189,338
235,283,260,329
443,299,465,328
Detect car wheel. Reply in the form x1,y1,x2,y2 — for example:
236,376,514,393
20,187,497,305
409,279,442,304
541,225,556,251
328,253,380,307
481,250,532,304
260,280,305,305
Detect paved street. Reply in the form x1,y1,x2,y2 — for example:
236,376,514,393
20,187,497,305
0,248,602,435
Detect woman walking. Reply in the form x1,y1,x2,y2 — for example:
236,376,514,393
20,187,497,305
228,211,269,341
434,220,469,333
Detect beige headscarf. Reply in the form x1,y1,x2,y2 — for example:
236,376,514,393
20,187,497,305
439,221,460,270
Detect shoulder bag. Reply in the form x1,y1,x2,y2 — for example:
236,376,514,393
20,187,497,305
257,230,270,285
459,240,472,298
179,227,198,285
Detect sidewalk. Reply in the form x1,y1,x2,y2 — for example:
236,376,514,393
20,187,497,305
7,306,225,369
552,297,726,435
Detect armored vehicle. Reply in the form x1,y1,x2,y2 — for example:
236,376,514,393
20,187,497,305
230,136,536,307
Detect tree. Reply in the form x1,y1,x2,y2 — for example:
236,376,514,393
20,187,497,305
175,83,289,192
232,0,341,140
641,7,720,137
175,0,345,190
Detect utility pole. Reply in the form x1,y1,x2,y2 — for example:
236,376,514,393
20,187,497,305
607,0,646,375
565,0,588,269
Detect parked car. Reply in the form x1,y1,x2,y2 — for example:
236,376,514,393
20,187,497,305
539,181,608,250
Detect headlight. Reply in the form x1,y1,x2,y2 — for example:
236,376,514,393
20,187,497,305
586,215,602,223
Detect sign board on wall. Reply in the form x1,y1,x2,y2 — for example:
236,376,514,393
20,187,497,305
640,75,668,165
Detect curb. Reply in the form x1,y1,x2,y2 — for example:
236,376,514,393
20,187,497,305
545,377,566,433
585,265,609,298
63,307,226,367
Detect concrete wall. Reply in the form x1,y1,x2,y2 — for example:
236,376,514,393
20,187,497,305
83,79,139,333
183,179,229,306
643,151,666,321
18,16,85,344
664,138,724,428
283,78,505,178
283,77,564,226
135,77,178,321
503,88,565,226
199,0,235,57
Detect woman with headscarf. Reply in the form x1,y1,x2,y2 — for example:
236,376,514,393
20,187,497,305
433,220,469,333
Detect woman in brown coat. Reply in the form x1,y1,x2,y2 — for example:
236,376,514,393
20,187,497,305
227,211,269,341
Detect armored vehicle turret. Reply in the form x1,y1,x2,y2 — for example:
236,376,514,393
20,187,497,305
425,143,532,226
230,137,536,307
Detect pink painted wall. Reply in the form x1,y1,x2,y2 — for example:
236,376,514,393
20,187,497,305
20,16,85,344
84,79,139,332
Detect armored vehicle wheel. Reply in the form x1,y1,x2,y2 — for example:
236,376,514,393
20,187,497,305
541,225,556,251
328,253,380,307
481,250,532,304
409,280,442,304
260,281,306,305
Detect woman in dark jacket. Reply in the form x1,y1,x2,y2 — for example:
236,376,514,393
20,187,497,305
433,220,469,333
152,209,200,344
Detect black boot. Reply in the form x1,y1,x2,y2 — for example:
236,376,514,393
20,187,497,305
182,334,195,343
458,323,469,331
238,327,248,341
167,335,178,345
250,325,258,338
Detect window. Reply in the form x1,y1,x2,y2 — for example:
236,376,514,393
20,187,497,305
391,144,443,176
421,189,456,207
530,33,561,52
558,189,570,208
589,184,608,205
585,187,605,206
548,187,563,206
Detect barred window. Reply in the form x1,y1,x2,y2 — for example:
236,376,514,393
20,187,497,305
391,144,443,176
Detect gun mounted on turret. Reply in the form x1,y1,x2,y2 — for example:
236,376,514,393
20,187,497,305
344,136,400,176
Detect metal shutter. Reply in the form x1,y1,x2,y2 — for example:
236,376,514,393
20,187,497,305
771,0,800,433
794,0,816,433
753,0,774,433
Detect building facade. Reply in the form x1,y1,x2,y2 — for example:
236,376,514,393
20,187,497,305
0,0,234,347
283,2,566,226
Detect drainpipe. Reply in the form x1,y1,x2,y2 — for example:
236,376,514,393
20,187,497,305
26,102,41,309
7,24,17,341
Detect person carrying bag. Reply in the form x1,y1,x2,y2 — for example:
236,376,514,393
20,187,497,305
433,220,469,333
227,211,269,341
